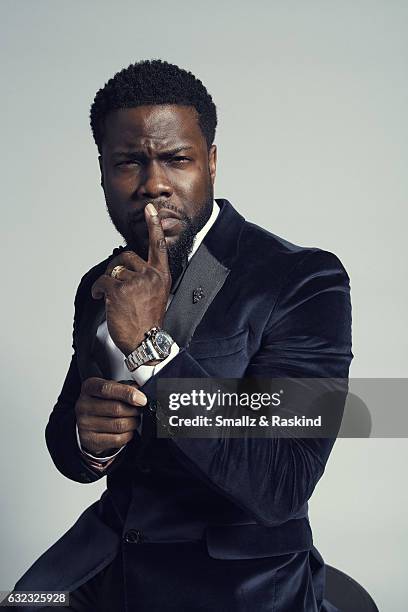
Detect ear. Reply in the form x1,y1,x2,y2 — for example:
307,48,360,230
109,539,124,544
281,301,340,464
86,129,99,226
208,144,217,185
98,155,104,189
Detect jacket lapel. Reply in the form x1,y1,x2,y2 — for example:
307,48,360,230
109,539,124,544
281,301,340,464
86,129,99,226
163,243,230,347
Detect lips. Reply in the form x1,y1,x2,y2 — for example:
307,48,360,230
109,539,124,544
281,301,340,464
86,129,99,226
128,207,183,223
156,209,186,235
128,205,186,237
157,210,183,222
160,217,183,231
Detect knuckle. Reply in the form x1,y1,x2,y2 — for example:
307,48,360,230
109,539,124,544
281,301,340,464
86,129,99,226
76,413,86,427
112,434,125,447
157,237,166,251
123,431,134,444
114,418,127,434
85,432,98,448
82,378,93,394
77,427,86,440
100,381,113,397
122,251,135,263
83,377,103,395
117,282,129,296
111,402,122,417
163,270,171,282
75,397,88,416
150,271,161,287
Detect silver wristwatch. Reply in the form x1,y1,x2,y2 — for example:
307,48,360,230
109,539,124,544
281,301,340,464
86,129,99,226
124,327,174,372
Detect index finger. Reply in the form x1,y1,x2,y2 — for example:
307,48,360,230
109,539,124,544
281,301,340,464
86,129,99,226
82,378,147,407
145,203,170,271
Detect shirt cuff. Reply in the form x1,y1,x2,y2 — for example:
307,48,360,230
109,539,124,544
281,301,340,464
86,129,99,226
76,424,126,463
127,341,180,386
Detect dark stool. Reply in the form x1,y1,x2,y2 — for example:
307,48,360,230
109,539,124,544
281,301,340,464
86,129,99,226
325,565,379,611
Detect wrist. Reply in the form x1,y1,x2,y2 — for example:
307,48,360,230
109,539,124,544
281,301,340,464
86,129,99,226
120,335,145,357
121,323,163,356
124,327,174,372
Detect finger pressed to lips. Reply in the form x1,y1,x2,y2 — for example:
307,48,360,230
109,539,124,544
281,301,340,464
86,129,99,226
145,203,170,270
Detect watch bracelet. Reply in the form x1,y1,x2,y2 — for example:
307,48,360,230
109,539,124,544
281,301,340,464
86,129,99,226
125,327,172,371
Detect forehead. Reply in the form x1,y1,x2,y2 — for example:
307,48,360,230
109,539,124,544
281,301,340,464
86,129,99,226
102,105,205,150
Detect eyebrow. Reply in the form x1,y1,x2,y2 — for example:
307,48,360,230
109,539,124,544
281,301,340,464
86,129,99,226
112,145,195,159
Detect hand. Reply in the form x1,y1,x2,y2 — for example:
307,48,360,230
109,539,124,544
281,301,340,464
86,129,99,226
75,377,147,456
91,203,171,355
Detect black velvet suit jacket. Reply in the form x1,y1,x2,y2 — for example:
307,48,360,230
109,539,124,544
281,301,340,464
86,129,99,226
15,199,353,606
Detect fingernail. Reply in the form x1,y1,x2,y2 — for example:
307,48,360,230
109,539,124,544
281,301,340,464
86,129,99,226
146,203,158,217
133,391,147,406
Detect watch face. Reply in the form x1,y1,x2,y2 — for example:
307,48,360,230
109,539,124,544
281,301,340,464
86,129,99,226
155,331,172,356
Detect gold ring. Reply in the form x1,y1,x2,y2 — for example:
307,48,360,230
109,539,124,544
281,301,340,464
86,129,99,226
111,265,127,279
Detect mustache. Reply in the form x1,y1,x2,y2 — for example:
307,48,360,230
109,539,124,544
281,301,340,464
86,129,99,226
128,202,190,226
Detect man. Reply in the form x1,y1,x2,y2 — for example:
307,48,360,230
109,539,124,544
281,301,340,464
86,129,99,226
15,60,352,611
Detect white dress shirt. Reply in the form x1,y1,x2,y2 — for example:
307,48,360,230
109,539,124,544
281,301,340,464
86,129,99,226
77,201,220,464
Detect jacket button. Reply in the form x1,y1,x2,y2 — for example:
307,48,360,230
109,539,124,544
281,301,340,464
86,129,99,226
124,529,142,544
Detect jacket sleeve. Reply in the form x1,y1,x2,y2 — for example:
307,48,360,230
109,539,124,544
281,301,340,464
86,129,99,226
45,353,104,483
45,270,124,484
139,249,353,526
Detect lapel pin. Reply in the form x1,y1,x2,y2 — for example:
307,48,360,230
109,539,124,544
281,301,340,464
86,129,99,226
193,287,204,304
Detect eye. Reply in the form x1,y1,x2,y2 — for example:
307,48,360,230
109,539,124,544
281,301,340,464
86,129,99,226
116,160,141,167
169,156,190,164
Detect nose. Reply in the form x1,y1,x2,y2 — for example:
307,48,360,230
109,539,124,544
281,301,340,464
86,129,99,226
137,160,173,200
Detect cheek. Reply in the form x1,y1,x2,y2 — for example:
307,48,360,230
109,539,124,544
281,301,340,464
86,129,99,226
180,167,211,198
104,167,137,195
104,186,134,220
104,182,129,218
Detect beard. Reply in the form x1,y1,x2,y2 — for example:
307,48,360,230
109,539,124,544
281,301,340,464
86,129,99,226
107,187,214,286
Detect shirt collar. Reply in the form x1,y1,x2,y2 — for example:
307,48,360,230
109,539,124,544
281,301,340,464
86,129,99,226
188,200,220,262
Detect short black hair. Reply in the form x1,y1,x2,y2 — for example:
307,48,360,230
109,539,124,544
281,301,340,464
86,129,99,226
90,59,217,153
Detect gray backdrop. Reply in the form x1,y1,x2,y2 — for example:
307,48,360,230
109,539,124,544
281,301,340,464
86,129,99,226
1,1,407,610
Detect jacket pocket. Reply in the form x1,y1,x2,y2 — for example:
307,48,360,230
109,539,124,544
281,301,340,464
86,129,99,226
205,520,313,560
188,329,249,359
